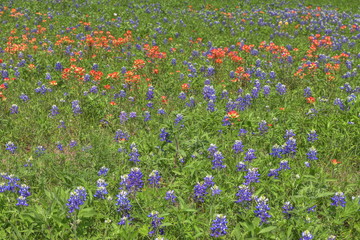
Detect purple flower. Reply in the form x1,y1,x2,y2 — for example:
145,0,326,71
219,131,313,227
71,100,82,115
232,140,244,154
94,179,108,199
211,185,222,196
268,169,280,179
5,141,17,154
307,130,318,142
204,175,215,188
207,100,216,112
19,93,29,102
244,168,260,185
282,201,294,219
58,120,66,129
66,186,87,213
282,137,297,156
144,111,151,122
116,190,132,219
165,190,177,203
148,211,165,236
235,185,252,204
258,120,268,134
304,87,312,97
159,128,172,143
300,230,313,240
119,111,128,124
129,143,140,163
207,144,218,157
174,114,184,126
306,147,318,160
276,83,286,95
148,170,161,188
119,168,143,193
114,129,130,142
212,151,226,170
69,140,77,148
269,144,282,158
10,104,19,114
331,192,346,207
193,182,208,203
16,195,29,206
236,162,248,172
210,214,228,238
129,112,137,118
157,108,166,115
98,166,109,176
146,86,154,100
254,196,272,224
244,149,256,162
279,160,290,170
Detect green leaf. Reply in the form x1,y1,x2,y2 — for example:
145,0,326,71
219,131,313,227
78,207,97,218
258,226,277,234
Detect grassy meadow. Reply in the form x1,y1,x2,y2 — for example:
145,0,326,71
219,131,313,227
0,0,359,239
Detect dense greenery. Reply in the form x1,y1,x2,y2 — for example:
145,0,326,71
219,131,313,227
0,0,359,239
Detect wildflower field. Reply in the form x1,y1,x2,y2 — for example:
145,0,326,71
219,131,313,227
0,0,359,239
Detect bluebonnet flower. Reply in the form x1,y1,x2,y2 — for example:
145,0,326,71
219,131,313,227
284,129,296,139
186,96,196,108
71,100,82,115
94,179,108,199
210,214,228,238
263,85,270,97
244,168,260,185
212,151,226,170
235,185,252,204
207,66,215,76
171,58,177,65
268,169,280,179
45,72,52,80
50,105,59,117
165,190,177,203
279,160,290,170
306,108,318,118
119,111,128,124
304,162,311,167
221,90,229,100
236,162,248,172
16,195,29,206
307,205,317,212
282,137,297,156
89,85,98,94
300,230,313,240
207,144,218,157
178,91,186,100
69,140,77,148
204,175,215,188
146,101,154,108
144,111,151,122
254,196,272,224
203,85,216,101
116,190,132,218
35,146,46,156
148,211,165,236
66,186,87,213
129,112,136,118
233,140,244,154
327,235,336,240
125,168,143,193
174,114,183,125
269,144,282,158
19,93,29,102
146,86,155,100
55,62,63,71
276,83,286,95
10,104,19,114
5,141,17,154
56,142,64,151
118,216,128,226
157,108,166,115
129,143,140,163
35,84,52,94
98,166,109,176
207,100,216,112
258,120,268,135
244,149,256,162
238,128,247,136
58,120,66,129
282,201,294,219
211,185,222,196
334,98,346,111
18,184,31,198
114,129,130,142
159,128,171,143
222,115,231,126
193,182,208,203
331,192,346,207
306,147,318,160
148,170,161,188
304,87,312,98
307,130,318,142
2,174,20,192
